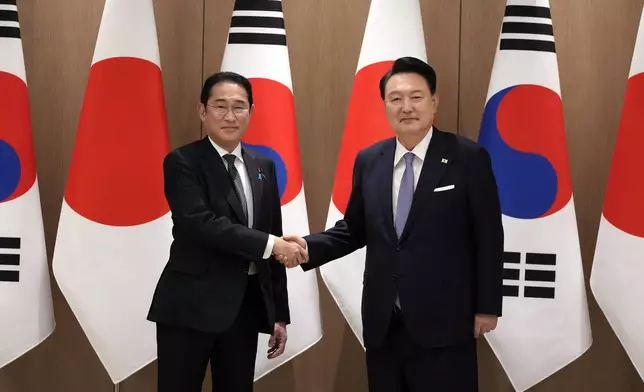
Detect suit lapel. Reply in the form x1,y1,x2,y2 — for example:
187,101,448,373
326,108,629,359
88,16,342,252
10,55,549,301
399,130,454,243
199,138,247,225
375,139,398,243
242,147,263,229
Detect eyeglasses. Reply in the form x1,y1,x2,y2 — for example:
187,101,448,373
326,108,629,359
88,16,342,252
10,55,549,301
206,104,249,117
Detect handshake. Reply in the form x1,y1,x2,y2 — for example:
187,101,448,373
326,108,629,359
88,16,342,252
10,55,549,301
272,235,309,268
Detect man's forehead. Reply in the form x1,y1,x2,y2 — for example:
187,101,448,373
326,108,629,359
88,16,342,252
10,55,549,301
209,83,249,101
386,73,429,93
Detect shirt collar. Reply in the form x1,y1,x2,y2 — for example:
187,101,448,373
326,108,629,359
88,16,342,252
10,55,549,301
208,136,244,163
394,126,433,166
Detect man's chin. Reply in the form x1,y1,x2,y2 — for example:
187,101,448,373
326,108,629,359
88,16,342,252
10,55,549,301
396,125,425,135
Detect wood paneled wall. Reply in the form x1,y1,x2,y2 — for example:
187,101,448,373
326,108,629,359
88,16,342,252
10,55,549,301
1,0,643,390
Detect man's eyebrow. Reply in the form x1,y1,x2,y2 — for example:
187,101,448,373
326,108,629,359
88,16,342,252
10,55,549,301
213,98,248,104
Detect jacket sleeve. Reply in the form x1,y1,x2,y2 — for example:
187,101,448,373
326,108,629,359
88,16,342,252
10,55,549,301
467,146,504,316
163,149,269,261
268,161,290,324
302,152,367,271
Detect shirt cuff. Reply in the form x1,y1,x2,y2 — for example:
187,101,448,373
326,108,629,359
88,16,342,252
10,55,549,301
263,234,275,259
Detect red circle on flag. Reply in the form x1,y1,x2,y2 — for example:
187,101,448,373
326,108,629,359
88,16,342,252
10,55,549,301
64,58,170,226
0,72,37,203
603,73,644,238
332,61,395,214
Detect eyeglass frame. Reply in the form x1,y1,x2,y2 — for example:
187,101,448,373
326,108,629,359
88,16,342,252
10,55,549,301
206,103,251,117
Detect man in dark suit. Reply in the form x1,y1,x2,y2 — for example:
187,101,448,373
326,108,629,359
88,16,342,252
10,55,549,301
147,71,306,392
282,57,504,391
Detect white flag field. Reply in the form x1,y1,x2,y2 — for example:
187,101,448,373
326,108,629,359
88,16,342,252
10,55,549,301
318,0,427,347
52,0,172,383
590,5,644,382
0,0,55,369
476,0,592,390
220,0,323,379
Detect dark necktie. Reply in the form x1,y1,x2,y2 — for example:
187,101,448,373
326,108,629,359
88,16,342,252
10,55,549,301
223,154,248,222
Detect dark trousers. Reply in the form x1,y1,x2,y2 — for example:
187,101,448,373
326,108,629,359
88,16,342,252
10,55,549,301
156,275,266,392
366,310,479,392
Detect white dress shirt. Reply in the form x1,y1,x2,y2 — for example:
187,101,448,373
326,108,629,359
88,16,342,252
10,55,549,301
392,127,433,220
209,137,274,274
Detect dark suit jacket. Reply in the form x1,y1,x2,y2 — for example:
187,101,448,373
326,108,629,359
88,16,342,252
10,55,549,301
302,128,503,349
147,137,289,335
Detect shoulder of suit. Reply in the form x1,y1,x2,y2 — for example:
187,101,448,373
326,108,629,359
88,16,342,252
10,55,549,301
435,128,485,157
242,146,274,167
168,139,204,157
358,137,395,158
164,138,207,168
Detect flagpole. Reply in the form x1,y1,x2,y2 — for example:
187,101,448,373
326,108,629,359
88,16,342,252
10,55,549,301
114,383,120,392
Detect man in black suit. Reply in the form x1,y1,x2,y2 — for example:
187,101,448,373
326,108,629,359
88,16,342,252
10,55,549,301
282,57,504,391
147,71,306,392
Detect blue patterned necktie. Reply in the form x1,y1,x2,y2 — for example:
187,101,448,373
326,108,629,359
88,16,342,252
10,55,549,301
395,152,415,238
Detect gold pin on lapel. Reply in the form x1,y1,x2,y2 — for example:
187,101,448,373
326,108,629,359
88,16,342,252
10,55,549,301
441,158,448,164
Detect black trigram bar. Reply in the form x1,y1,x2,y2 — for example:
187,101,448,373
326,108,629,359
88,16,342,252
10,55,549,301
0,237,20,249
525,286,555,299
0,9,18,22
0,26,19,39
231,16,284,29
502,268,520,280
503,285,519,297
525,269,555,282
503,251,520,263
502,22,553,36
0,271,19,282
504,5,551,19
500,39,555,53
234,0,282,12
0,254,19,266
0,0,17,5
526,252,556,266
228,32,286,46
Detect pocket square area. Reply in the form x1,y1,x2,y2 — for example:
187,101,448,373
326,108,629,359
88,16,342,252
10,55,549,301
434,184,455,192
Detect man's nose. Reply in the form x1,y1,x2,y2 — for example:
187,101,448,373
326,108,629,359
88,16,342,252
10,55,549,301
224,110,236,121
401,99,413,112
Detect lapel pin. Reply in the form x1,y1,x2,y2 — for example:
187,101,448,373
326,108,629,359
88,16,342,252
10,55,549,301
441,158,448,164
257,167,266,180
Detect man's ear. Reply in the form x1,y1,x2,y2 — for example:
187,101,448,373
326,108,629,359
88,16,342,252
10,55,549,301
198,103,207,121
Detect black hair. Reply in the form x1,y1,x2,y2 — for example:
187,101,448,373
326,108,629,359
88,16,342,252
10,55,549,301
379,56,437,99
200,71,253,106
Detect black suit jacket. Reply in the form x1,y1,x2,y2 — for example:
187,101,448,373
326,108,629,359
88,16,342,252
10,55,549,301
147,137,289,335
302,128,503,349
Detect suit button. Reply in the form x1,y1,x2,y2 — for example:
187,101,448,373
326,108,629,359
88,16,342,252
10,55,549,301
396,246,401,251
392,274,397,281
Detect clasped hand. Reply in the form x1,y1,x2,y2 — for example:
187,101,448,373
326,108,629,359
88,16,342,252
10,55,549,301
272,235,308,268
